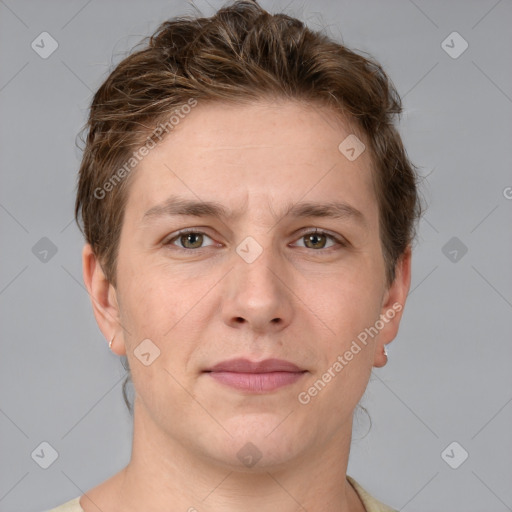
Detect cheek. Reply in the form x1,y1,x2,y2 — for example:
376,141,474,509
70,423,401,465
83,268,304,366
299,271,383,407
303,277,380,407
120,277,165,336
118,262,211,362
307,269,383,338
119,255,187,321
117,271,199,406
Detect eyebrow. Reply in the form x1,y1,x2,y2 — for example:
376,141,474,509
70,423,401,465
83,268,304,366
142,194,367,226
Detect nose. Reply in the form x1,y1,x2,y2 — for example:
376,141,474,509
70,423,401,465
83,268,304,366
221,243,294,335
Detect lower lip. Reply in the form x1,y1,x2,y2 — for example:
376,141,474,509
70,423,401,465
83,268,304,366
206,371,307,392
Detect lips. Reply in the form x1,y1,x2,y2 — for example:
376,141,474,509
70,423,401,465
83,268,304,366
203,358,307,393
206,358,305,373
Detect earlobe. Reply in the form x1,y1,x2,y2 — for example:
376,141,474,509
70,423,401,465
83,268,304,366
82,244,126,355
373,247,412,368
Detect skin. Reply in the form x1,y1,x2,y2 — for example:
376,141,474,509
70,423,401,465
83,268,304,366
81,99,411,512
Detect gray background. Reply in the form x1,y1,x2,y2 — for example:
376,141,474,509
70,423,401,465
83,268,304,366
1,0,511,511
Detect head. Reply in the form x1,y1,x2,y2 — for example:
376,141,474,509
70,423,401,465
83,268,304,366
77,0,422,469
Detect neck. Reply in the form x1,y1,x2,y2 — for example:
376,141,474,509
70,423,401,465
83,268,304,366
85,402,362,512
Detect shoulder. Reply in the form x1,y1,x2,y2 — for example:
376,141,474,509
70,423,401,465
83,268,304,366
43,496,84,512
43,481,394,512
347,475,399,512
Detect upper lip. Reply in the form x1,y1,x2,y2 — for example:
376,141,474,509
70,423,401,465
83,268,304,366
205,358,305,373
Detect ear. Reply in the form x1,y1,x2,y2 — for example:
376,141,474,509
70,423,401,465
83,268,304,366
373,246,412,368
82,243,126,356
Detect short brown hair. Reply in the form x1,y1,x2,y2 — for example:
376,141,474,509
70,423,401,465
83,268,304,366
75,1,423,410
75,0,422,289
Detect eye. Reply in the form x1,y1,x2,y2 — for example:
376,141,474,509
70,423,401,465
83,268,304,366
163,228,347,252
164,229,217,250
292,229,346,250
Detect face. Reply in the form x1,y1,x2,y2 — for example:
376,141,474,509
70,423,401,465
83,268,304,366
85,99,410,471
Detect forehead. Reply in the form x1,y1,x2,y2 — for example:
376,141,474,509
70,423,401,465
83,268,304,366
161,99,365,152
123,99,378,225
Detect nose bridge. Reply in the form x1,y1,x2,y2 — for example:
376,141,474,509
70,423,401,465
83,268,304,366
222,235,293,331
234,235,283,301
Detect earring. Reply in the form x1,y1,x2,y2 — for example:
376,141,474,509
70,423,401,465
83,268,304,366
383,345,389,358
109,334,115,350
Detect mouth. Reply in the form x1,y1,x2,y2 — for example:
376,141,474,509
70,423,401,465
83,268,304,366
202,358,308,393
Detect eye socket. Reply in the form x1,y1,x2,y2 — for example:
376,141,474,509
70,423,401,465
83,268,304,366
291,229,345,250
165,230,217,250
163,228,347,252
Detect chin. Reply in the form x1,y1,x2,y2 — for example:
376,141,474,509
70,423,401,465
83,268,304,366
197,416,308,471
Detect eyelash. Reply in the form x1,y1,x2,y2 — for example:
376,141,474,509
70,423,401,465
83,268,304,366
163,228,347,252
